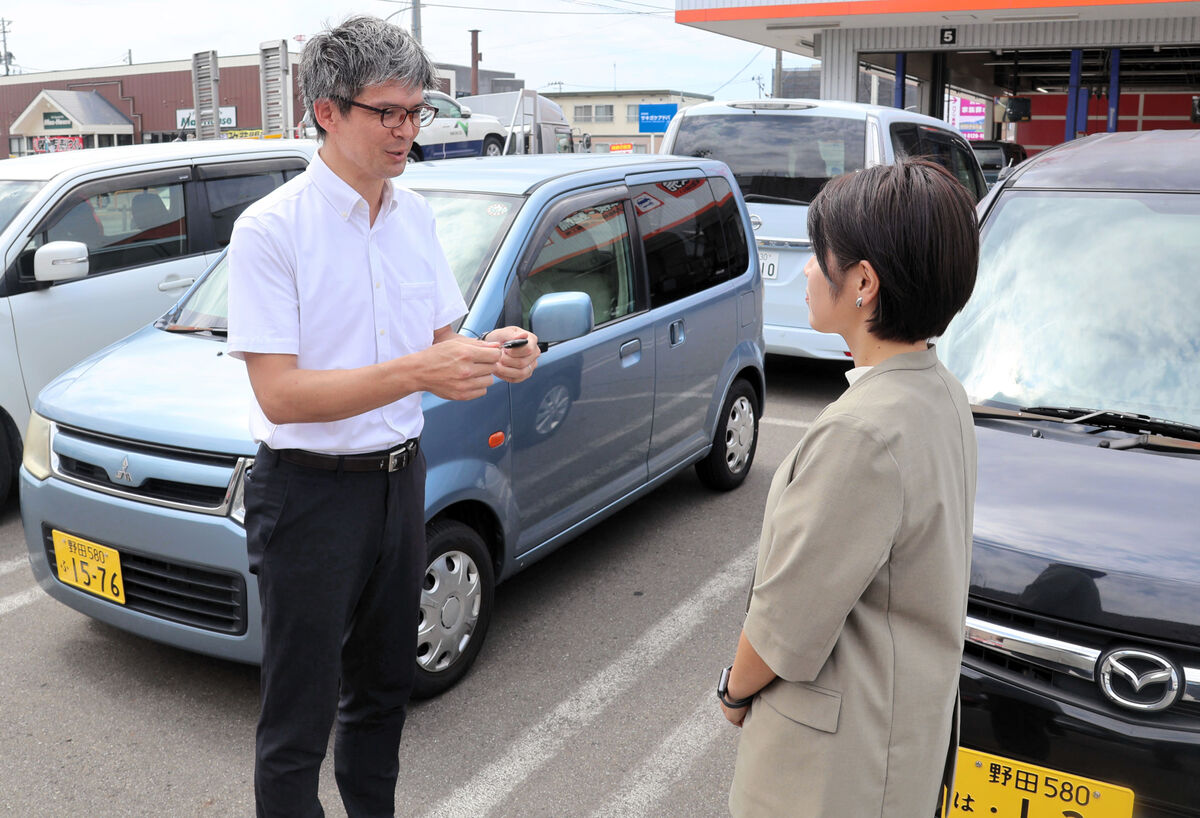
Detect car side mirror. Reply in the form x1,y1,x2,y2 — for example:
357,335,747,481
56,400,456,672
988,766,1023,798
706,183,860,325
34,241,90,283
458,104,472,119
530,291,594,348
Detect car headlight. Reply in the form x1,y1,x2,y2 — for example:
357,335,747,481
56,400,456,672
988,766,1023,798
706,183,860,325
22,411,52,481
229,458,252,525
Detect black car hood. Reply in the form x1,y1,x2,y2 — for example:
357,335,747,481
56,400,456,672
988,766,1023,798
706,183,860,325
970,419,1200,644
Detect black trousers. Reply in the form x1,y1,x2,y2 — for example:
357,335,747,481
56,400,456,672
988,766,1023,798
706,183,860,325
244,443,426,818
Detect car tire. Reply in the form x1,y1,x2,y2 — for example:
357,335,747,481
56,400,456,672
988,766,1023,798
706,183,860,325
482,135,503,157
695,379,758,491
411,519,495,699
408,145,424,164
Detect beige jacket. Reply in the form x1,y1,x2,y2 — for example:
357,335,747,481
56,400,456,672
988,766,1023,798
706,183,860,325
730,346,977,817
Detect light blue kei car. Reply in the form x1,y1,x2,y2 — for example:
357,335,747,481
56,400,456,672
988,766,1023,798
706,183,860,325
19,153,765,698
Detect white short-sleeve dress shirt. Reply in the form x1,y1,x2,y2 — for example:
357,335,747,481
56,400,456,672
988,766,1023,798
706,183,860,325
227,149,467,454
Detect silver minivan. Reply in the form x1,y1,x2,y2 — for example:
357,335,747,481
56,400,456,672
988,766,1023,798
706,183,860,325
0,140,316,503
660,99,987,360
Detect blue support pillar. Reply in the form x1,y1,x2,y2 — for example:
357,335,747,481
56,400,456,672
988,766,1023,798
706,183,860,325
894,53,907,109
1107,48,1121,132
1065,49,1083,142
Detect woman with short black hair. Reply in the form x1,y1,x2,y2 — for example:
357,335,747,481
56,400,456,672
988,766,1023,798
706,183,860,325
718,159,979,816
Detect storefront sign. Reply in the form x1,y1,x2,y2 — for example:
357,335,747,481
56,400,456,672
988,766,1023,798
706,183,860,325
949,97,988,141
43,112,73,130
176,106,238,130
638,104,678,134
609,143,634,154
32,135,84,153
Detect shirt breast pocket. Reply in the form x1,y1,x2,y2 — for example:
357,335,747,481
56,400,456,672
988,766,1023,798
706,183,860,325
397,281,437,351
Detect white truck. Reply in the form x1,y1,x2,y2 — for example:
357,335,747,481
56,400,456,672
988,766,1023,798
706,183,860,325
456,90,588,155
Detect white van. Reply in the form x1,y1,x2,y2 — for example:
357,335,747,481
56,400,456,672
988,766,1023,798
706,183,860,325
659,99,987,360
0,139,315,502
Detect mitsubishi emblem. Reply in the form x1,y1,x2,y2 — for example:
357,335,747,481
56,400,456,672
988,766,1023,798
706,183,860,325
114,457,134,483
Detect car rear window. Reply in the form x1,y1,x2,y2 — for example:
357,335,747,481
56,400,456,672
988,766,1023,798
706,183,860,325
670,114,866,206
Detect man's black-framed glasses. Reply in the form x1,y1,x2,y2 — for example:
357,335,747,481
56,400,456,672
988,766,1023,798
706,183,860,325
341,98,437,129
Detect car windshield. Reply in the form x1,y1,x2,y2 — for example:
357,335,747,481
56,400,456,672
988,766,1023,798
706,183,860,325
940,189,1200,428
167,190,523,332
0,180,42,234
670,114,866,205
972,145,1005,170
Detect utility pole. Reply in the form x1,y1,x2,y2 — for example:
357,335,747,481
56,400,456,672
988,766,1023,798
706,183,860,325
0,19,12,77
773,49,783,98
126,49,132,65
469,29,480,95
412,0,422,44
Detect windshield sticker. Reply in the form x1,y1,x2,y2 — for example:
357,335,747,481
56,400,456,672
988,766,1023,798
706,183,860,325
818,140,846,175
486,202,509,217
657,179,704,198
633,191,663,214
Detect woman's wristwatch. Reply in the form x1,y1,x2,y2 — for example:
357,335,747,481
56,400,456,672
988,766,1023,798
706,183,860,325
717,665,755,709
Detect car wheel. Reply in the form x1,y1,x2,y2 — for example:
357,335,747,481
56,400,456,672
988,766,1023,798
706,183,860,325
482,136,503,157
407,145,423,164
695,379,758,491
412,519,495,699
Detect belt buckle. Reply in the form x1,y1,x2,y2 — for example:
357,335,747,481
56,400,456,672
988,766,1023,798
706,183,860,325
387,442,411,472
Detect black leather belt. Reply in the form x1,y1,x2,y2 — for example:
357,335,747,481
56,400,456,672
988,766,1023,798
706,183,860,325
276,439,419,473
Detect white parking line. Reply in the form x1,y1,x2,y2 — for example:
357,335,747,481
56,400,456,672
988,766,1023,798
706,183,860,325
424,543,757,818
0,556,29,578
589,693,730,818
0,586,45,617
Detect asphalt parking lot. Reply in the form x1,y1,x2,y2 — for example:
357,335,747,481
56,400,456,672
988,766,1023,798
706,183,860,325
0,355,849,817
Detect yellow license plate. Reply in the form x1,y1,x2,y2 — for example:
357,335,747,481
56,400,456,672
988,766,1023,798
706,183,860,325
951,748,1134,817
52,530,126,605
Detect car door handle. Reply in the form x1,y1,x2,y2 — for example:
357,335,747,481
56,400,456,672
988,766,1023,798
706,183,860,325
157,276,195,292
619,338,641,366
669,319,685,346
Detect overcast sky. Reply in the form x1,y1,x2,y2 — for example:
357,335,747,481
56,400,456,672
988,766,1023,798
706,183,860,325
3,0,815,100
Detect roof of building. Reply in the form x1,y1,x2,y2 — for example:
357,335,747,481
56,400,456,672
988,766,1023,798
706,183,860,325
1007,130,1200,192
544,90,714,101
41,89,132,127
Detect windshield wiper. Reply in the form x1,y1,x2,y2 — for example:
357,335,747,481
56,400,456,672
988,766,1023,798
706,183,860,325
1020,405,1200,443
742,193,810,206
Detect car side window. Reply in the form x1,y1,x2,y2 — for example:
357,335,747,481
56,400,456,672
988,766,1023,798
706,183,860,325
15,175,187,281
520,200,637,330
204,171,287,247
428,95,461,119
890,123,921,160
891,123,985,200
708,176,750,277
949,139,987,201
629,177,730,307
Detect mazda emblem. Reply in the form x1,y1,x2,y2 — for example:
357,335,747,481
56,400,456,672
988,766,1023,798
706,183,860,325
1097,647,1181,712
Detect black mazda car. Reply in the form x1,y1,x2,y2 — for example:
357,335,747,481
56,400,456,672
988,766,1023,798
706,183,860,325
940,130,1200,818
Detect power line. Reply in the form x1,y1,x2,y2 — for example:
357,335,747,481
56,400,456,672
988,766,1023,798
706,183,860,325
710,47,766,95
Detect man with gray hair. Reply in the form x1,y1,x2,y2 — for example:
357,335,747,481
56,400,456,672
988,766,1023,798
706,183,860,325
227,16,537,817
